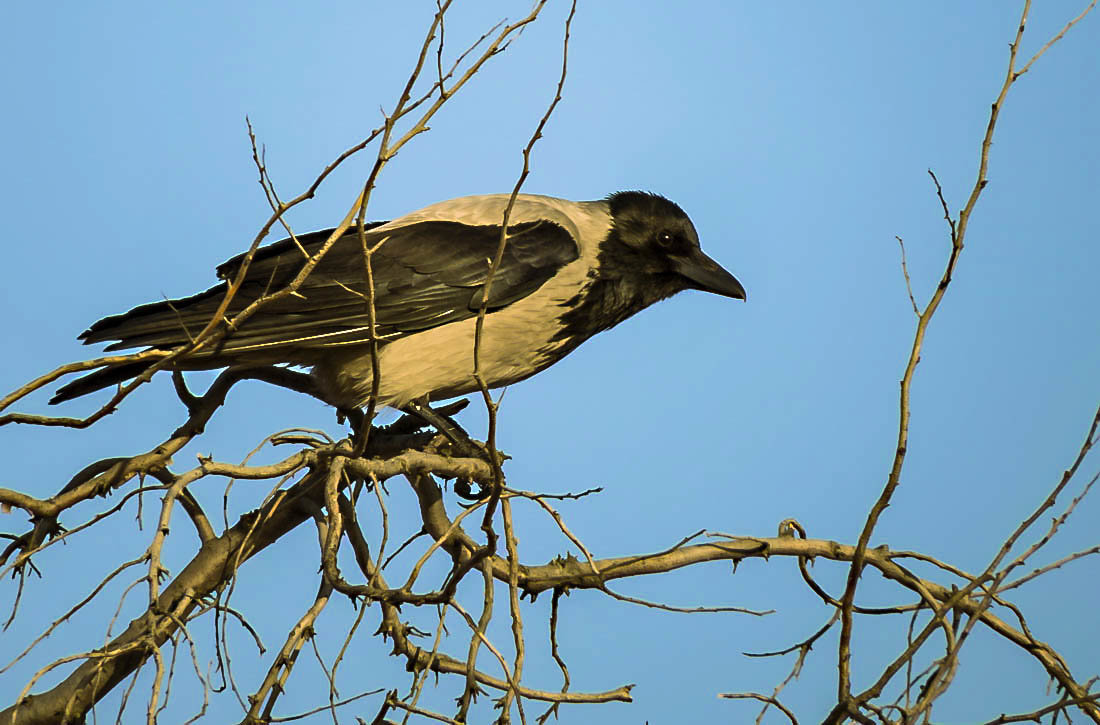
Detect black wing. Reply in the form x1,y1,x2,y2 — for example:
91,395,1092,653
79,219,579,355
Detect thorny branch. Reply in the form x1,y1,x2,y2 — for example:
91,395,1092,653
3,2,1097,725
830,2,1098,723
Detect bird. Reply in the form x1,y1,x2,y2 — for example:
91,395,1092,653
50,191,746,412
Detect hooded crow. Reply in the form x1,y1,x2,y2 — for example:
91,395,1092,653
50,192,745,409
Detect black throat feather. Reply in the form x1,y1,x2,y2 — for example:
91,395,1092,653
552,227,686,348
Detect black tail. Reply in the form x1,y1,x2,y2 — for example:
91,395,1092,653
51,224,393,405
49,361,157,405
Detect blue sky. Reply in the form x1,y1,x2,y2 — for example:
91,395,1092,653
2,2,1098,723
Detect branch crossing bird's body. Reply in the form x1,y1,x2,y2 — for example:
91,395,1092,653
51,192,746,408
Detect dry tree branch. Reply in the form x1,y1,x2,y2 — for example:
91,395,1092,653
455,561,497,721
832,2,1098,721
855,404,1100,723
334,493,633,711
719,692,800,725
263,688,383,723
246,579,334,724
472,0,574,531
397,462,1094,712
1,555,148,673
0,366,318,577
1,444,484,724
5,4,1095,724
534,587,571,725
498,497,526,722
381,691,464,725
399,603,452,725
992,409,1099,581
0,350,170,423
894,236,920,317
347,0,457,457
982,692,1100,725
1000,542,1100,592
6,444,1093,724
0,482,168,582
737,612,840,725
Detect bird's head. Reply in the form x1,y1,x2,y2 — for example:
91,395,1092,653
605,191,746,301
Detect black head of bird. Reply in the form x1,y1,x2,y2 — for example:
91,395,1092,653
50,191,745,411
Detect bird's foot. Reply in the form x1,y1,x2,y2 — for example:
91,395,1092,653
400,398,482,458
400,400,502,501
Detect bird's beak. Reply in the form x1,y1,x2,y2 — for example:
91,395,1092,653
673,248,746,300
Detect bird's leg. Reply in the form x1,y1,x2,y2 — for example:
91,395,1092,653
398,399,491,501
380,399,468,435
400,398,479,452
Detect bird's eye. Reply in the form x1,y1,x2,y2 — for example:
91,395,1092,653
657,232,676,248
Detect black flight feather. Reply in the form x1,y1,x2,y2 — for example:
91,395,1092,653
51,218,578,403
